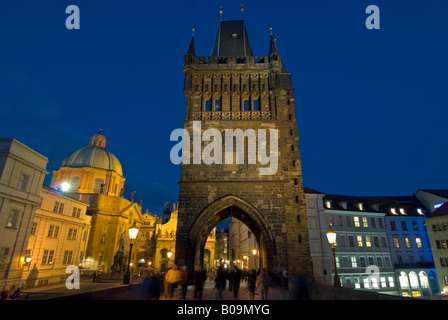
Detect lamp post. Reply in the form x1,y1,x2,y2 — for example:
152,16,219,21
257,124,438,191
123,221,139,284
326,224,341,287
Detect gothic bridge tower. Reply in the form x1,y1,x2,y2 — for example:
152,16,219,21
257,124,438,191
175,19,313,278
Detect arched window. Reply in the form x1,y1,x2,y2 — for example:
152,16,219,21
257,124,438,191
419,271,429,289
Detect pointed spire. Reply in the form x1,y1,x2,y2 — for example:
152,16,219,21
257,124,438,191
240,3,245,20
187,26,196,55
219,5,223,21
269,26,278,54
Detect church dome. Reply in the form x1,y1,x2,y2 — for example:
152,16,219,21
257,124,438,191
60,131,123,176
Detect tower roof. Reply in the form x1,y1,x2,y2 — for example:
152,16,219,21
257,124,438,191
211,20,253,57
60,132,123,176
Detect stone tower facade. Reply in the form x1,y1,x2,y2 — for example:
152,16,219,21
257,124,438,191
175,20,313,278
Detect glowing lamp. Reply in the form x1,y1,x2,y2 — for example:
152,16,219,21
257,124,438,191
128,221,139,240
61,182,70,192
167,251,173,259
326,224,337,247
252,249,257,255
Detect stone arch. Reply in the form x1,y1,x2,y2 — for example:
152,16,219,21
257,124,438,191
188,195,277,269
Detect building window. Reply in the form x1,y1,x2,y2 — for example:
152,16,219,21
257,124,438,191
381,277,387,288
370,218,376,228
377,257,383,267
243,99,250,111
93,178,104,193
373,236,379,247
359,257,366,268
362,217,368,228
30,222,38,235
204,99,212,112
6,209,20,228
381,237,388,247
53,202,64,214
368,257,375,266
366,236,372,247
72,207,81,218
354,217,360,227
18,173,30,191
412,221,419,231
63,251,73,264
346,216,352,227
351,256,357,268
390,221,396,231
388,276,395,287
357,236,363,247
401,221,408,231
393,237,400,248
253,99,260,111
378,218,384,229
42,250,55,265
67,228,78,240
70,176,80,191
214,99,222,111
348,236,355,247
416,238,423,248
405,237,411,248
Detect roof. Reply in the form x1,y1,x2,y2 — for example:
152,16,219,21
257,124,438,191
418,189,448,198
427,202,448,218
323,194,428,217
60,133,123,176
211,20,253,57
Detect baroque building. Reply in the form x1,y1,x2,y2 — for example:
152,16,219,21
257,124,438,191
50,131,144,274
175,18,312,277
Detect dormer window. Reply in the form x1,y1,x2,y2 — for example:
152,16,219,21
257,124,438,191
391,208,397,215
417,208,425,215
358,203,364,211
339,201,347,210
399,208,406,215
325,200,332,209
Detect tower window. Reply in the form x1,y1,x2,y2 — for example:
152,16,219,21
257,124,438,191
243,99,250,111
214,99,222,111
70,176,80,191
205,99,212,112
253,99,260,111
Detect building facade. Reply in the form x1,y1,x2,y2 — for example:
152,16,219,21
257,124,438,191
22,186,90,288
175,18,312,278
425,202,448,298
0,138,48,292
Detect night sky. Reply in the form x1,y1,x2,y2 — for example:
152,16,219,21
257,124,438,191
1,0,447,216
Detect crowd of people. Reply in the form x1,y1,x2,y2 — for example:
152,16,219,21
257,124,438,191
145,264,300,300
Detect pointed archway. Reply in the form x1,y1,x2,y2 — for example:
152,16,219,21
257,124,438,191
181,195,277,271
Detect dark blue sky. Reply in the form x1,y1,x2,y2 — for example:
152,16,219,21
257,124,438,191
1,0,447,215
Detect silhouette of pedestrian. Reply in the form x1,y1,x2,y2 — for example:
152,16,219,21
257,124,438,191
247,269,256,300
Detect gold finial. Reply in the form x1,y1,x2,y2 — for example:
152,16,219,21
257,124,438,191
192,25,195,36
269,26,273,36
240,3,245,18
219,5,223,21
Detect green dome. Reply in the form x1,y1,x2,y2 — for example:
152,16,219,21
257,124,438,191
60,132,123,176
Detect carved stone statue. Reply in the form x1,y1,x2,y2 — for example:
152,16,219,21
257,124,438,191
111,231,127,275
130,191,136,202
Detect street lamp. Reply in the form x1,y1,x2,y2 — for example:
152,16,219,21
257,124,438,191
25,256,32,271
252,249,258,270
123,221,139,284
326,224,341,287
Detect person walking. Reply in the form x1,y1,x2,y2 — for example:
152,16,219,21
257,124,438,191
193,265,207,300
247,269,257,300
180,265,189,299
231,265,242,299
257,268,271,300
164,264,181,299
215,266,226,299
